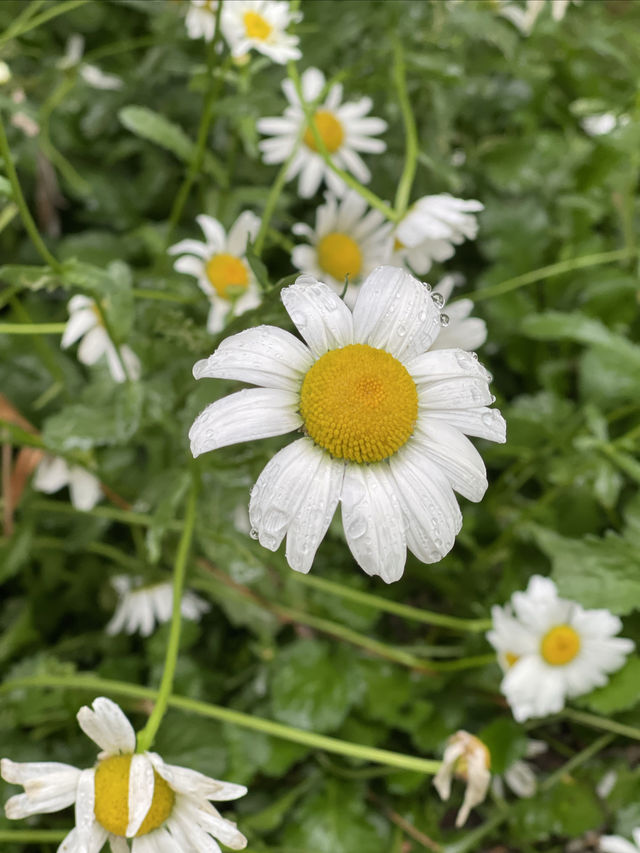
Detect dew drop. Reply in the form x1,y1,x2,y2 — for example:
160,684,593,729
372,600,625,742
396,325,407,337
439,313,450,327
347,517,367,540
249,527,259,540
431,292,445,308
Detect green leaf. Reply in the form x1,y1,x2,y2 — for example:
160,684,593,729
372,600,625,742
270,639,365,733
0,265,63,292
63,259,134,340
509,780,603,841
478,718,529,775
578,655,640,714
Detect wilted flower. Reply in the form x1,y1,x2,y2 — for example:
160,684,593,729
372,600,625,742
106,576,211,637
189,266,505,582
433,731,491,827
487,575,634,722
1,697,247,851
257,67,387,198
169,211,262,334
33,455,102,511
221,0,301,64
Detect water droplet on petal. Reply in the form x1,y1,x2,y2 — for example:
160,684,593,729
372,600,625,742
347,516,367,540
439,313,450,327
431,292,445,308
249,528,259,540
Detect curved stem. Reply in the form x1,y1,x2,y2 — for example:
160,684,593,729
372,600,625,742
253,142,300,257
0,0,88,47
561,707,640,742
0,322,66,334
0,673,441,775
136,474,199,752
392,39,418,218
0,830,67,843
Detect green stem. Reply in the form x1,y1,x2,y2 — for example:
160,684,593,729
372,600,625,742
8,496,183,529
540,733,614,791
392,39,418,218
0,0,87,46
0,674,441,775
562,708,640,742
287,62,398,222
0,113,62,272
0,830,67,843
253,143,300,257
470,249,635,303
135,476,199,753
34,536,143,573
0,322,66,334
132,288,198,304
8,298,67,392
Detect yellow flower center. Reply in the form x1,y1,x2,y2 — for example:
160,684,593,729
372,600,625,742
94,754,175,837
393,237,405,251
300,344,418,463
505,652,520,668
540,624,581,666
455,740,491,779
303,110,344,153
317,232,363,282
205,253,249,299
243,10,272,40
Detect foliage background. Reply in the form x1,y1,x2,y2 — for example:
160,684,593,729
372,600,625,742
1,0,640,851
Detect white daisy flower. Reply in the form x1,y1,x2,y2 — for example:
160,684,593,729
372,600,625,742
487,575,634,722
292,190,393,306
57,34,123,90
393,194,484,276
169,211,262,334
581,112,627,137
492,739,546,799
433,731,491,828
220,0,301,65
600,828,640,853
1,696,247,852
428,274,487,352
185,0,219,42
62,295,141,383
33,454,102,511
106,576,211,638
257,67,388,199
189,265,505,583
498,0,580,35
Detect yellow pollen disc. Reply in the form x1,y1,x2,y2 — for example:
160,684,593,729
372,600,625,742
243,10,272,40
300,344,418,463
540,624,581,666
317,232,363,282
94,755,175,838
505,652,520,668
303,110,344,153
205,253,249,299
393,237,405,251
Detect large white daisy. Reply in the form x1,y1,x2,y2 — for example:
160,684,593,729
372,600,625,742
1,697,247,852
257,67,387,198
220,1,301,65
487,575,634,722
33,454,102,512
106,576,210,638
189,265,505,583
393,194,484,276
62,296,141,384
169,211,262,334
292,189,393,306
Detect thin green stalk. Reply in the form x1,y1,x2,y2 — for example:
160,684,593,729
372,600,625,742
253,143,300,256
284,571,492,632
469,249,635,303
429,653,496,672
136,476,199,753
9,298,67,392
562,708,640,742
0,0,76,46
0,322,66,334
0,201,18,233
0,673,441,775
392,39,419,218
540,733,614,791
132,288,198,304
287,62,398,222
34,536,143,573
0,113,62,271
0,830,67,843
15,497,183,530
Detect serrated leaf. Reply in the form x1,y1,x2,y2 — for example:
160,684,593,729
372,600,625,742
578,655,640,714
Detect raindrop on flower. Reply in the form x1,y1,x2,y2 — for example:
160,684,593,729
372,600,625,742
440,313,450,327
431,292,445,308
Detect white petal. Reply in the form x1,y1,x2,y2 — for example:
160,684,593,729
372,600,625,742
422,406,506,443
68,467,102,511
189,388,301,457
77,325,108,366
297,155,325,199
598,838,639,853
76,697,136,755
184,800,247,850
352,266,441,362
406,348,491,385
75,768,96,848
126,754,154,837
227,211,260,256
149,754,246,801
62,309,97,349
174,255,205,278
281,277,354,357
341,463,406,583
33,456,70,493
504,760,537,798
196,215,226,252
193,325,312,390
168,239,210,259
412,422,487,502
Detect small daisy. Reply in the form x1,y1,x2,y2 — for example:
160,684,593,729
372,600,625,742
257,67,387,198
428,274,487,352
1,696,247,852
58,34,123,90
292,190,393,306
221,1,301,65
393,194,484,276
169,211,262,334
600,829,640,853
62,295,141,383
106,576,211,637
185,0,219,42
433,731,491,828
189,265,505,582
487,575,634,722
33,454,102,511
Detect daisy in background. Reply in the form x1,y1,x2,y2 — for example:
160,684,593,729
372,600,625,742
257,67,387,198
492,739,547,800
393,194,484,276
106,576,210,638
292,190,393,306
57,34,123,90
1,697,247,852
487,575,633,722
33,454,102,511
190,265,505,583
498,0,580,35
221,1,301,65
429,274,487,352
600,829,640,853
185,0,219,42
433,731,491,827
169,211,261,334
62,295,141,383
